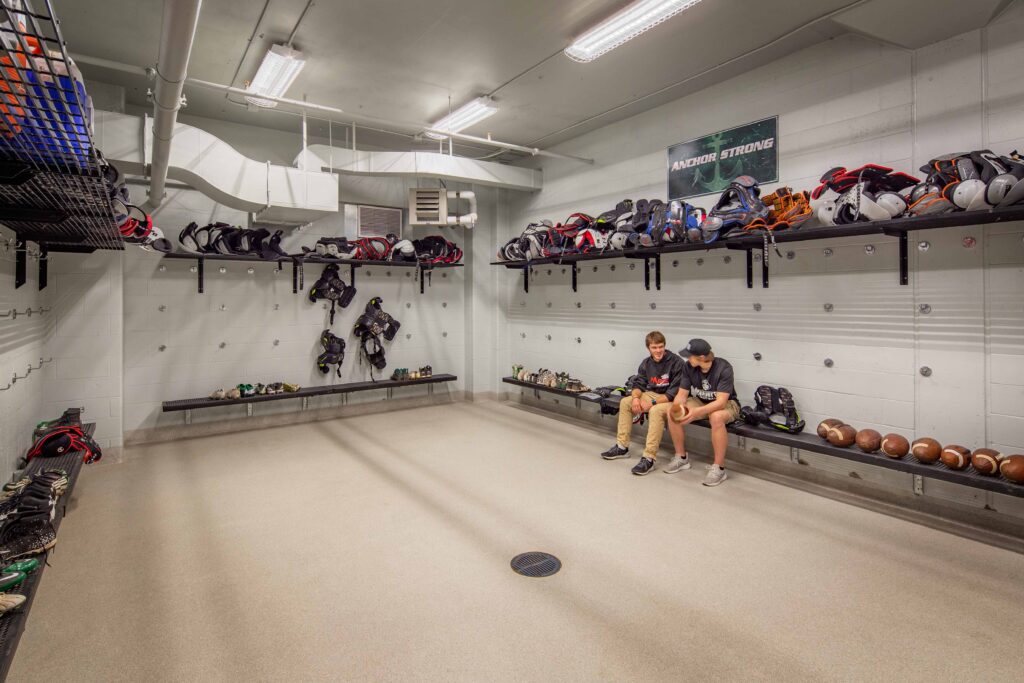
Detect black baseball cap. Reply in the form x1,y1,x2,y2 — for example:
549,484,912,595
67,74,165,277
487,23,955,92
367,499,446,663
681,338,712,357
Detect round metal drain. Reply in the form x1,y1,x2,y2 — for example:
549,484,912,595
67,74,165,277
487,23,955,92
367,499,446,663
511,552,561,578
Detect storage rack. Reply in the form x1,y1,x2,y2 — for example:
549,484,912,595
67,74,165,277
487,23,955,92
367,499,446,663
0,0,122,292
161,251,463,295
163,374,457,424
491,204,1024,291
0,422,94,680
502,377,1024,499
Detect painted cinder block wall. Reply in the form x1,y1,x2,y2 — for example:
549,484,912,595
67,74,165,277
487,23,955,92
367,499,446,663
499,18,1024,518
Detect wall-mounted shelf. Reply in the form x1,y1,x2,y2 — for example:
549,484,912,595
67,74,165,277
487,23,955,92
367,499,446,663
492,204,1024,291
160,251,463,295
0,0,123,267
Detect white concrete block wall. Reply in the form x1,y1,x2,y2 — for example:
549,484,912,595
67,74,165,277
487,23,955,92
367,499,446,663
496,18,1024,516
0,227,49,480
44,252,124,449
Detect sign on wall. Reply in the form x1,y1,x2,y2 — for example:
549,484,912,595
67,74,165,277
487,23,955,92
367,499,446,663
667,116,778,201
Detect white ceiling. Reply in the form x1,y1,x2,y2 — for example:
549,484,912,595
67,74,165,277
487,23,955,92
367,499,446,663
52,0,1010,158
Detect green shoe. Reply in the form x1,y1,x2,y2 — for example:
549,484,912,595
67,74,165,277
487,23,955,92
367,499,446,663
0,572,26,591
4,558,40,574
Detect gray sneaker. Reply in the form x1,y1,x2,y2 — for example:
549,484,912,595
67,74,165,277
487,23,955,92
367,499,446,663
663,454,691,474
703,464,727,486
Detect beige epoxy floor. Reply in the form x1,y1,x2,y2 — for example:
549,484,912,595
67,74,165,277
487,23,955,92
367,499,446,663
11,401,1024,682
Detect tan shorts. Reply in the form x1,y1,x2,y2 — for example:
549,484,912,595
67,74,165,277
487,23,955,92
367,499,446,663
685,397,741,423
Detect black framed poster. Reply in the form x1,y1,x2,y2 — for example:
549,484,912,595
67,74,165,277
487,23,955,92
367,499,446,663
667,116,778,201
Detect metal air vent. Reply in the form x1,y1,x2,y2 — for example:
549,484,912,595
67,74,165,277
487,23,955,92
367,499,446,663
358,205,402,238
409,188,447,225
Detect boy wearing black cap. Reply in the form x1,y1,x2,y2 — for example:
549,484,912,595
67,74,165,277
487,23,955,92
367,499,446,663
666,338,741,486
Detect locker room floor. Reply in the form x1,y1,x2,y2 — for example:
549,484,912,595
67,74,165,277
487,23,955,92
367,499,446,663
11,401,1024,681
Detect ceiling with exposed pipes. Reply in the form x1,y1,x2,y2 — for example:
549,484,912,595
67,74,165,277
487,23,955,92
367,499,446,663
54,0,1010,159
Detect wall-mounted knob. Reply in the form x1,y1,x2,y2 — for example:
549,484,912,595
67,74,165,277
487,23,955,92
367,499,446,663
609,340,616,347
520,332,526,338
406,333,412,340
247,267,255,275
823,303,833,312
918,241,930,252
575,302,582,308
919,304,932,314
823,248,833,257
273,304,280,310
592,266,598,273
753,352,762,361
786,251,795,260
219,342,227,349
723,255,732,264
546,334,552,341
609,302,616,309
962,236,976,249
629,263,636,270
442,302,448,308
407,303,412,308
158,345,166,352
158,305,166,312
575,337,582,344
545,302,551,308
864,244,875,255
218,267,227,274
649,303,656,310
753,253,761,261
158,265,166,272
696,303,704,311
824,358,834,368
920,366,932,377
753,303,762,312
672,260,679,268
609,264,616,272
189,266,197,274
696,258,704,266
442,331,448,338
219,304,227,311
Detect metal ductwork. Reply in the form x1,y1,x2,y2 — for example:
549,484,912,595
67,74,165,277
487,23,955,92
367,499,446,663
148,0,203,209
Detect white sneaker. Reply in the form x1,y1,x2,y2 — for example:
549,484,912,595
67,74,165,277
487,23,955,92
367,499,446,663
663,454,691,474
703,464,727,486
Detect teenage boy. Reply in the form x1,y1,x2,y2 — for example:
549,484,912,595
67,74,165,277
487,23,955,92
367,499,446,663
601,331,686,476
665,338,741,486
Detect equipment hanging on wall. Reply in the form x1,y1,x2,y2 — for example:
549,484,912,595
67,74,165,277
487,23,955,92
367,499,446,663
412,235,463,264
304,236,392,260
177,222,289,259
317,329,347,378
739,385,805,433
307,263,356,324
353,297,401,378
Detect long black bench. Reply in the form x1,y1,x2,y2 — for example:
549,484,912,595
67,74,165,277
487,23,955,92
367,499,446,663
0,423,94,680
502,378,1024,499
163,374,458,421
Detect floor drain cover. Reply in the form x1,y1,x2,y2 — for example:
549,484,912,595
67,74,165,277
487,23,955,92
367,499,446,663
511,552,561,578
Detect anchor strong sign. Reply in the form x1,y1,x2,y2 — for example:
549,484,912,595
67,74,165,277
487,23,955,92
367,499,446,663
667,117,778,201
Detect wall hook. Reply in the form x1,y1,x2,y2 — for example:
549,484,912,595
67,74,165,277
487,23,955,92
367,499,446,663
753,352,762,361
219,342,227,349
823,303,834,312
824,358,834,368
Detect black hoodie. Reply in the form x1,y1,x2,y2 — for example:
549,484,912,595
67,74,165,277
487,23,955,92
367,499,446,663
630,350,685,400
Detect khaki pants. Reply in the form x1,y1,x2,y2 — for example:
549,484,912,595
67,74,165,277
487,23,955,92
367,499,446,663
616,392,673,458
683,397,742,423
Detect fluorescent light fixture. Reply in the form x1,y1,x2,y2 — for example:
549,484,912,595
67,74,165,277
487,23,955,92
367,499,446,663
425,97,498,140
565,0,704,63
245,44,306,108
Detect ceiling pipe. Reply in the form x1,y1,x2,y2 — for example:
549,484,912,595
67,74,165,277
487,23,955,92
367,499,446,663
185,78,344,114
423,129,593,164
148,0,203,210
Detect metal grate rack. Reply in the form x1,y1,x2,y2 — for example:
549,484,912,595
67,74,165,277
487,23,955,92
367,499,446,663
0,0,121,252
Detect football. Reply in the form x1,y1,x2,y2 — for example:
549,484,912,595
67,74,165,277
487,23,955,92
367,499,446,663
669,403,689,424
881,434,910,458
940,445,972,470
855,429,882,453
817,418,844,439
827,424,857,447
971,448,1004,476
911,438,942,464
999,455,1024,483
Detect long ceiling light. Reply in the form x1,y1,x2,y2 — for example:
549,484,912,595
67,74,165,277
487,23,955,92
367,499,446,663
245,44,307,108
565,0,704,63
425,97,498,140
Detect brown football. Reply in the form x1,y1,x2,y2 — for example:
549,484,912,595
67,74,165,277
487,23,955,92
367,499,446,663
999,455,1024,483
855,429,882,453
827,424,857,447
817,419,844,439
940,445,972,471
971,448,1004,476
911,438,942,464
880,434,910,458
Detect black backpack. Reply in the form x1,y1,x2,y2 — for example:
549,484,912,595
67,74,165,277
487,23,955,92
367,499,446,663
740,386,805,433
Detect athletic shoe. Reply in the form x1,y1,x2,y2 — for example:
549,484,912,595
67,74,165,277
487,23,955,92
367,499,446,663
631,457,656,475
0,510,57,561
0,571,25,591
3,558,39,574
703,464,728,486
663,454,692,474
601,444,630,460
0,593,25,614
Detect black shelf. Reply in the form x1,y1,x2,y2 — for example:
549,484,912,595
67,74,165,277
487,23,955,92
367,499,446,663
505,376,1024,498
492,204,1024,291
0,1,122,255
163,374,457,412
160,251,463,295
502,376,603,402
0,422,94,680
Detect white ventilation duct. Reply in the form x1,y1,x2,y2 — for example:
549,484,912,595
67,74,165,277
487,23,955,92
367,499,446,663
148,0,203,209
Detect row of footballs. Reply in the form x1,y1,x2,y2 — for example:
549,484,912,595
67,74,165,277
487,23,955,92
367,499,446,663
817,419,1024,483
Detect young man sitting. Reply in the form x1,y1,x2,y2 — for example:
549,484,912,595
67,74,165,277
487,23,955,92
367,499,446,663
601,331,686,476
665,338,741,486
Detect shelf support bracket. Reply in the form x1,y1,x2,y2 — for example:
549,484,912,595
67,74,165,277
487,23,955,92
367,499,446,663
523,266,530,293
898,232,908,286
571,262,577,292
38,245,47,291
745,249,753,289
292,259,299,294
15,239,26,289
197,256,204,294
654,254,661,290
761,243,770,289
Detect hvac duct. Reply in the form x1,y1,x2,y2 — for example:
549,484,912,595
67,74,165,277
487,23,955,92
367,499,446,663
148,0,203,209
